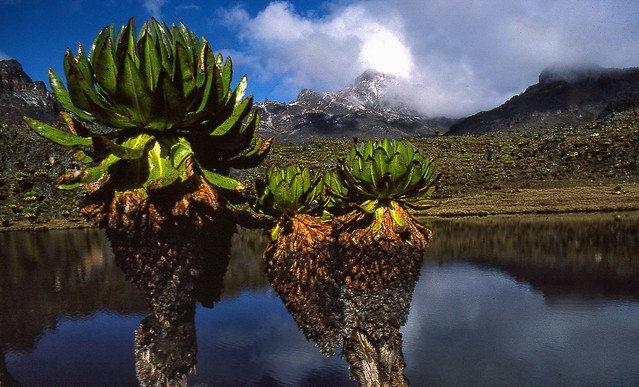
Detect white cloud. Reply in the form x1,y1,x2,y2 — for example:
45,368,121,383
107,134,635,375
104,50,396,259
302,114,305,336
142,0,167,19
249,2,314,42
0,50,11,60
221,2,414,99
176,3,201,12
223,0,639,117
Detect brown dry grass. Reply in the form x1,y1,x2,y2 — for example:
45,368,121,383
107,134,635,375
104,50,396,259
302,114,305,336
417,182,639,218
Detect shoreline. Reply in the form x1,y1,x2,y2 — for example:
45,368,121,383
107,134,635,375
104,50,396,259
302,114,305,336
2,183,638,232
416,182,639,219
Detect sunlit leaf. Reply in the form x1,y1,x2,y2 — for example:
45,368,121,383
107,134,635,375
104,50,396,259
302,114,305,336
146,141,179,190
24,117,93,146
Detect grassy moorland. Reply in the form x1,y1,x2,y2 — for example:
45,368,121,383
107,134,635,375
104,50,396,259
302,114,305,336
254,110,639,218
1,110,638,230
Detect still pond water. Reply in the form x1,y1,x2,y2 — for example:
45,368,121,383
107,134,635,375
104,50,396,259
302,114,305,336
1,213,639,386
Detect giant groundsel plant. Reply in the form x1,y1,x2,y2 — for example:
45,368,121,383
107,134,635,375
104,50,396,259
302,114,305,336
22,18,273,351
254,166,325,239
327,138,440,211
323,138,439,252
24,17,270,200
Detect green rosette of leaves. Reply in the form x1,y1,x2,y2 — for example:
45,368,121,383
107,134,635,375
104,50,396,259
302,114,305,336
326,138,440,248
254,166,325,240
24,17,271,199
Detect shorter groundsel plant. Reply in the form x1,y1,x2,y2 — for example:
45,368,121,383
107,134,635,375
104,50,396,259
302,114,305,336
328,138,440,210
255,138,440,256
324,138,440,247
254,166,335,302
254,165,325,240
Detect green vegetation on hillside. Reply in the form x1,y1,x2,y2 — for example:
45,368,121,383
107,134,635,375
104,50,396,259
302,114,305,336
252,110,639,196
1,109,638,227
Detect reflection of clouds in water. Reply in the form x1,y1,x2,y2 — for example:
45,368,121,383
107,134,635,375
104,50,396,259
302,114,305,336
192,291,352,386
402,262,639,386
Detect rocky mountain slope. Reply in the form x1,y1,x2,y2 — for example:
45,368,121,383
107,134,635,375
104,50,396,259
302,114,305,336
255,70,456,143
0,59,60,122
4,58,639,141
1,59,638,227
448,65,639,135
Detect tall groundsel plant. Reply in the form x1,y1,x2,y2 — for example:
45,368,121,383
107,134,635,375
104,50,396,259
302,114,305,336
24,17,272,325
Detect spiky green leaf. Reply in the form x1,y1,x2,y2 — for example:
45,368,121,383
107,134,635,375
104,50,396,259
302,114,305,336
173,39,197,102
81,153,119,185
387,152,408,181
221,56,232,102
115,52,152,123
48,69,94,120
73,150,94,164
24,117,93,146
138,27,161,91
209,96,251,136
74,43,93,87
234,75,247,107
198,163,246,192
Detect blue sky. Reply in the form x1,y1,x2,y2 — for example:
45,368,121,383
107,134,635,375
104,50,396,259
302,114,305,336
2,0,639,117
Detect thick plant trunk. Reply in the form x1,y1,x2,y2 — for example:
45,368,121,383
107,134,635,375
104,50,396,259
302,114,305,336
343,329,408,387
264,214,344,354
339,280,416,387
80,177,236,325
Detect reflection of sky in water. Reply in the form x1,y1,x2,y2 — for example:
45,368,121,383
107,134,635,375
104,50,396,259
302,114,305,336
403,261,639,387
4,221,639,385
6,291,354,386
6,313,142,386
192,290,354,386
9,261,638,386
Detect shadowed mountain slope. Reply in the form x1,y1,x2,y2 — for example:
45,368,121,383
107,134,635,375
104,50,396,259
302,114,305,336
448,65,639,135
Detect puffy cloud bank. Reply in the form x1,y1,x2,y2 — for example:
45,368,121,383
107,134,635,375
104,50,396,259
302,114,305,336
224,0,639,117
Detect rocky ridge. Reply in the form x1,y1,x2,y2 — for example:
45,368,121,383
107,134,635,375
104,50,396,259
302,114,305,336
448,65,639,135
0,59,60,122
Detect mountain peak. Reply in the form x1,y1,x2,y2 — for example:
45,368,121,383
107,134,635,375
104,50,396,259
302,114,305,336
353,69,396,85
0,59,46,93
346,70,399,109
255,70,447,142
0,59,60,121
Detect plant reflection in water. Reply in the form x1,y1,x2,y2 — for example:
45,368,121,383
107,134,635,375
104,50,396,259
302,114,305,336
262,211,429,386
266,238,423,386
130,225,269,386
130,224,242,386
3,213,639,385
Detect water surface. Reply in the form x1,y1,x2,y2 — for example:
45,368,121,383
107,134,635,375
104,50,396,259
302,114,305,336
1,213,638,386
